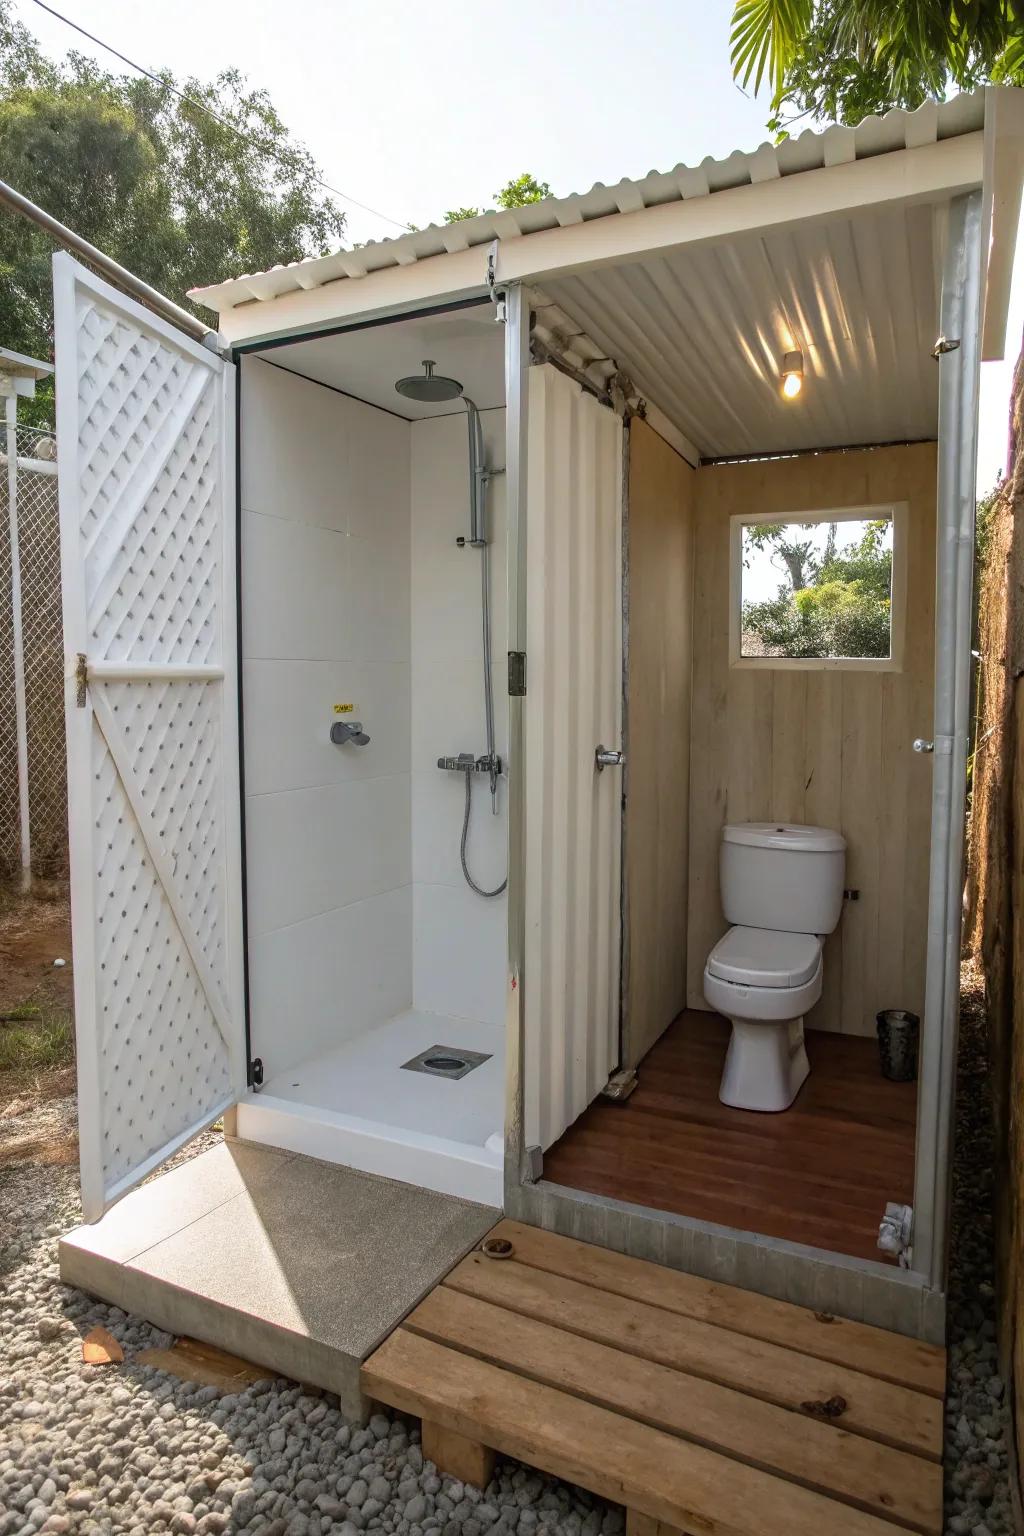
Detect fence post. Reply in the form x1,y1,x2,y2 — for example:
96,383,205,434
5,390,31,891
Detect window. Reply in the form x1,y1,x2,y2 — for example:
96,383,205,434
729,504,905,671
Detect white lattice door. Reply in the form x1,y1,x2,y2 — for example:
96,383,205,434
53,254,244,1221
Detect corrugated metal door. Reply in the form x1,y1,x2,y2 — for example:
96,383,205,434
53,254,245,1220
524,364,623,1152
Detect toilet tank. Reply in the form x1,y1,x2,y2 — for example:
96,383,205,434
720,823,846,935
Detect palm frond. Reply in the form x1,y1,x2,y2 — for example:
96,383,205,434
730,0,815,99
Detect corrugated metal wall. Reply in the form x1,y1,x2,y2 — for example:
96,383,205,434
524,364,624,1152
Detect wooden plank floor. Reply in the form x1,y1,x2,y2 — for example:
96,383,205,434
542,1011,917,1263
363,1220,945,1536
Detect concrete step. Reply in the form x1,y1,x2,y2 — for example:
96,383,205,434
60,1139,498,1421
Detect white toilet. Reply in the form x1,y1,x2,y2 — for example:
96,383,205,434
703,822,846,1112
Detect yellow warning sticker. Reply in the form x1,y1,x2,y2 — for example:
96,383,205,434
333,703,355,714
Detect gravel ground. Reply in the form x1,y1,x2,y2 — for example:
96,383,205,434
0,965,1016,1535
0,1119,625,1534
942,963,1015,1536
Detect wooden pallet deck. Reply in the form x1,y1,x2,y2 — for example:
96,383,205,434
362,1220,946,1536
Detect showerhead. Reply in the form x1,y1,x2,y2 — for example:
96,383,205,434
395,359,464,404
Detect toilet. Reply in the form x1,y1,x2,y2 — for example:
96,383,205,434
703,822,846,1112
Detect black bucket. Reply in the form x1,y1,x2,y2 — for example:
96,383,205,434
876,1010,919,1082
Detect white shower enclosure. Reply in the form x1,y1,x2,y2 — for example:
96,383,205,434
233,346,511,1204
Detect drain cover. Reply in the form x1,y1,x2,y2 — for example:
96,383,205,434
401,1044,492,1080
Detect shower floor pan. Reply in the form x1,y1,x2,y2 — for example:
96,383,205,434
236,1010,505,1206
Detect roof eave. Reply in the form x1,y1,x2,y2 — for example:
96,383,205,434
208,130,984,351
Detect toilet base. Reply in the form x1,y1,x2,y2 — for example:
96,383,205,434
719,1016,810,1112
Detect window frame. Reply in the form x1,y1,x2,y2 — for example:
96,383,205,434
728,500,908,673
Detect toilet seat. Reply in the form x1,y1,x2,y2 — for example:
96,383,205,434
706,926,821,988
703,928,823,1023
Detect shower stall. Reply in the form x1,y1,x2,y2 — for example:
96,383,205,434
233,308,509,1203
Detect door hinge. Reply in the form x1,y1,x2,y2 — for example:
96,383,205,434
74,653,88,708
249,1057,264,1091
508,651,527,696
932,335,961,358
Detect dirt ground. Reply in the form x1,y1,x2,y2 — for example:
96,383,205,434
0,884,77,1167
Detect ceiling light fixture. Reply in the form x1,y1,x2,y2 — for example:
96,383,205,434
781,349,803,400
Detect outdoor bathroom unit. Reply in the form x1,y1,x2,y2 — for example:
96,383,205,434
55,87,1024,1359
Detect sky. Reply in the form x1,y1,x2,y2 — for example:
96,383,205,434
10,0,1022,495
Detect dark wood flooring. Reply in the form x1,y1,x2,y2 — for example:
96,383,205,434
542,1011,917,1264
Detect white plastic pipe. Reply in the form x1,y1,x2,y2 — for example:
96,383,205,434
5,392,31,890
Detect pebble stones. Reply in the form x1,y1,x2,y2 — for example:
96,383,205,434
0,1134,629,1535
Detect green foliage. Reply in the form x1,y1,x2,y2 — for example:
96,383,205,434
730,0,1024,134
741,518,893,659
0,0,345,425
444,172,552,225
975,478,1002,569
496,172,552,208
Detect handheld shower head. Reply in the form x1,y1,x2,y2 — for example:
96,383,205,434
395,359,464,404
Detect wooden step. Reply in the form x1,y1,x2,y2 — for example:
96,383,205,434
362,1220,945,1536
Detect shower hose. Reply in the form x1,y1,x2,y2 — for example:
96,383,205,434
460,765,507,898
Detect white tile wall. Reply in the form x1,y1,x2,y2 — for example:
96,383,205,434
242,660,410,798
241,359,413,1070
412,882,508,1027
249,888,413,1077
410,411,508,1029
246,776,411,937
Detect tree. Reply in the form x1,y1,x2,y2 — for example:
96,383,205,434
741,519,893,659
730,0,1024,135
0,0,346,422
444,172,552,225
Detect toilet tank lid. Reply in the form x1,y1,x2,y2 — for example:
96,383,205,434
723,822,846,853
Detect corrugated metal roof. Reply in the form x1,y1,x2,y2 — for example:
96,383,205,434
539,199,944,459
190,93,985,315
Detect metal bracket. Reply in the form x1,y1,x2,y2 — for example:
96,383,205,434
508,651,527,697
486,240,502,305
932,335,961,358
877,1201,913,1266
249,1056,264,1091
524,1144,543,1183
601,1067,638,1102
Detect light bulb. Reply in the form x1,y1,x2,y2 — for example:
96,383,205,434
782,371,802,399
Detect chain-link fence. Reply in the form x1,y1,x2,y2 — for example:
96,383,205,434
1,418,67,883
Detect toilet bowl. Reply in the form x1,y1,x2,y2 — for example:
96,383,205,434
703,927,822,1111
704,822,846,1113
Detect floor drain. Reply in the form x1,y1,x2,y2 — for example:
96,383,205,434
401,1045,492,1080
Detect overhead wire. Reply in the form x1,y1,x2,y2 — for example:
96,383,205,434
28,0,412,233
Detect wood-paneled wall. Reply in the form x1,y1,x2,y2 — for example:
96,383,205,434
623,419,695,1068
686,443,938,1036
